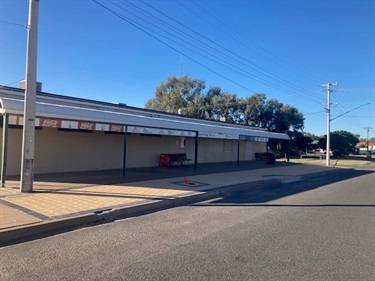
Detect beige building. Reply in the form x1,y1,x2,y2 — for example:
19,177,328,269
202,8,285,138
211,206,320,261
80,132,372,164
0,86,289,177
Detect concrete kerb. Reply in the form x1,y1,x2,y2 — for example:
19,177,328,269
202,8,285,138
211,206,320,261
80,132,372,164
0,168,346,246
0,213,98,246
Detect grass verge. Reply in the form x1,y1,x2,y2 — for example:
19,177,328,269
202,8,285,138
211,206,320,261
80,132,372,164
286,155,374,167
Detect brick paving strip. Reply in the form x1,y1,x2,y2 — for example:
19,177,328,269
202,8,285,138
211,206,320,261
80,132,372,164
0,203,42,230
1,183,194,220
0,164,345,245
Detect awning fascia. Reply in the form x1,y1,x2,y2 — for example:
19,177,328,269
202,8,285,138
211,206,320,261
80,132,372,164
0,97,289,140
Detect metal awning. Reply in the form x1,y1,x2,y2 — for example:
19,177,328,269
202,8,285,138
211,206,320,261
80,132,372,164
0,97,289,140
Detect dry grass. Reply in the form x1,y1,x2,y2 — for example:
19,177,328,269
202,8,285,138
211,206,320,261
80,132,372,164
286,155,374,167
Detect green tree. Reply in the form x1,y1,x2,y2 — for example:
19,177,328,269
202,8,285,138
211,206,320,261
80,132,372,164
242,93,266,126
260,100,304,133
145,75,206,116
210,92,240,123
318,130,359,157
303,132,320,151
146,75,305,141
290,131,313,153
201,86,222,120
304,132,320,143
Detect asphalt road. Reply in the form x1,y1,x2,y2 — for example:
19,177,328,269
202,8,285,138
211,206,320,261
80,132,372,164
1,166,374,281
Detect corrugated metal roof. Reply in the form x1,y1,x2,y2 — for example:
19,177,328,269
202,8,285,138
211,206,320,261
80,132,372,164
0,97,289,140
0,85,268,132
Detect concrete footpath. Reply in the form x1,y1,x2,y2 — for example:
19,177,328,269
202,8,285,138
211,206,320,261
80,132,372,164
0,162,344,245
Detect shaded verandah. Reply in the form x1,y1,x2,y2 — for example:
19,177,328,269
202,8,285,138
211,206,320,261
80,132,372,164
0,95,289,190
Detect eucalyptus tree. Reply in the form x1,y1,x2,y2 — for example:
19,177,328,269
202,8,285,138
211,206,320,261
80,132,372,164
145,75,206,116
146,76,305,141
242,93,266,126
210,92,240,123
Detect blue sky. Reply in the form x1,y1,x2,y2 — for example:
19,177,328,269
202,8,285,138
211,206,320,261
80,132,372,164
1,0,374,139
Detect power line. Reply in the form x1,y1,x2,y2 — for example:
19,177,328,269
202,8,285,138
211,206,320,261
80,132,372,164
303,110,326,116
97,0,325,104
106,0,260,91
178,0,321,89
0,20,26,28
189,0,325,85
338,88,375,93
3,79,23,87
135,0,324,103
331,103,370,122
333,104,370,129
109,0,322,103
92,0,256,93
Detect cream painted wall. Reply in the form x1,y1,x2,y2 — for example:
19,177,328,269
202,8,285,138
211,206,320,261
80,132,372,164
0,127,124,175
198,138,238,163
185,137,197,163
126,134,192,168
233,141,267,161
0,127,267,176
244,141,253,160
0,127,23,176
34,129,124,174
253,141,267,154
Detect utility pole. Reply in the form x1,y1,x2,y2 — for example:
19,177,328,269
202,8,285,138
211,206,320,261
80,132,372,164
321,82,338,167
20,0,39,192
363,126,373,152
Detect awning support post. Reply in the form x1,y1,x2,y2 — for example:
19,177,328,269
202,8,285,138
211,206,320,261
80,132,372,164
237,139,240,166
194,132,198,171
122,128,127,176
1,114,9,187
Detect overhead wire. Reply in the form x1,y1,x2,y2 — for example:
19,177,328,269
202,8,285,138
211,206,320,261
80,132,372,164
189,0,326,85
338,88,375,93
0,20,26,28
94,0,375,135
108,0,324,103
4,79,23,87
332,103,371,129
109,0,326,104
108,0,270,93
92,0,256,93
332,86,372,122
303,110,326,116
135,0,325,104
177,0,320,90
